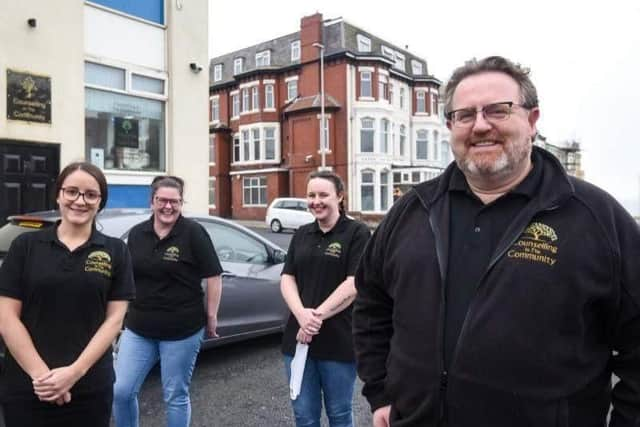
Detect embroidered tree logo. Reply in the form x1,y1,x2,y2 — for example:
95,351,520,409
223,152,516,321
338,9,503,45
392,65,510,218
523,222,558,242
21,76,38,98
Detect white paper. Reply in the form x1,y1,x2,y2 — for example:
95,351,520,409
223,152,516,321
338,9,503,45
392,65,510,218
289,342,309,400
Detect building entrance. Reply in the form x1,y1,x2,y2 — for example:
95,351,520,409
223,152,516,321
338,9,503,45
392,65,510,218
0,140,60,225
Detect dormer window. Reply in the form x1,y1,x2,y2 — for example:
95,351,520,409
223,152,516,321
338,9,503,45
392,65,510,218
234,58,243,75
256,50,270,67
357,34,371,52
381,45,395,60
394,52,405,72
213,64,222,82
291,40,301,61
411,60,424,75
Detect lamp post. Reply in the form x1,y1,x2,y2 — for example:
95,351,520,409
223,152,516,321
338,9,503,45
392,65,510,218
312,42,326,170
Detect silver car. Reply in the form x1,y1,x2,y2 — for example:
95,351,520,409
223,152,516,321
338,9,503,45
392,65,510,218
0,209,289,369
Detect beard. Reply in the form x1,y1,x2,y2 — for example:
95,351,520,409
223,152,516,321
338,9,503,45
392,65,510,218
455,137,532,180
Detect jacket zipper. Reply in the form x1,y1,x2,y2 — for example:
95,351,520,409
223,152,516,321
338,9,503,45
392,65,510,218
429,210,449,426
448,204,560,373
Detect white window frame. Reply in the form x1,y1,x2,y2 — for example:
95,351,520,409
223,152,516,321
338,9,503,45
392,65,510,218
416,90,426,113
231,92,240,119
242,176,267,207
209,96,219,123
252,86,260,112
290,40,301,61
232,133,241,163
208,177,216,208
234,58,243,75
399,125,407,157
360,71,372,99
256,50,270,67
208,135,216,164
264,84,275,110
242,88,250,113
394,52,406,71
399,87,405,109
213,64,222,82
433,130,440,161
286,79,298,101
357,34,371,52
360,117,375,153
242,130,251,161
411,60,423,75
381,45,395,60
360,169,375,212
416,129,429,160
380,170,390,211
235,123,281,165
380,119,389,153
265,127,276,160
430,92,438,115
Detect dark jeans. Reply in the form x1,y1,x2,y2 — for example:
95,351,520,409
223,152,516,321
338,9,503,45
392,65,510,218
3,386,112,427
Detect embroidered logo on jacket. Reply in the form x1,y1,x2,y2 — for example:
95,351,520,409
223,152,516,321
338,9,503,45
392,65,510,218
324,242,342,258
507,222,559,266
85,250,112,277
163,246,180,262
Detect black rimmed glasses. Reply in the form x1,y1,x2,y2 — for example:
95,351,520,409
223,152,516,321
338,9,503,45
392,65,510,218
446,101,529,128
154,196,183,208
60,187,102,205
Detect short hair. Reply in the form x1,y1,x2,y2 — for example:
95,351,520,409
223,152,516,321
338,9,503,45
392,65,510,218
307,170,346,214
150,175,185,201
55,162,108,211
443,56,539,115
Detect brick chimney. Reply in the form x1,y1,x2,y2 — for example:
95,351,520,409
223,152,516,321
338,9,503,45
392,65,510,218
300,13,322,63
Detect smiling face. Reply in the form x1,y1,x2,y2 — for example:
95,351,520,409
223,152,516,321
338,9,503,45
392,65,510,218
307,177,343,225
56,170,101,227
152,186,183,227
447,71,539,186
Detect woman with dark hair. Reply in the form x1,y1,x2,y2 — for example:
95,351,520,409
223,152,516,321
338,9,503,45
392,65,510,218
0,161,135,427
113,175,223,427
280,170,370,427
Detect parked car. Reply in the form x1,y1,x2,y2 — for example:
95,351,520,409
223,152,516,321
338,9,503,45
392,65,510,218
265,197,314,233
0,209,289,371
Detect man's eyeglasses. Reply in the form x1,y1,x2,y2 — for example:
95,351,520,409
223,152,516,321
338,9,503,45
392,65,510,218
446,101,529,128
60,187,102,205
154,196,183,208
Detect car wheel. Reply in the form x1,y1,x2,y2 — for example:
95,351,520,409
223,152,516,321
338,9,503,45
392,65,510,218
270,219,282,233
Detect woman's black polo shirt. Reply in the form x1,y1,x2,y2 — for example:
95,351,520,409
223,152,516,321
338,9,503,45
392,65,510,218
281,215,370,362
0,223,135,402
125,215,222,340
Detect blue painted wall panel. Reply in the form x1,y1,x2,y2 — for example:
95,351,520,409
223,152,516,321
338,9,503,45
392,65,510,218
106,185,150,208
90,0,164,24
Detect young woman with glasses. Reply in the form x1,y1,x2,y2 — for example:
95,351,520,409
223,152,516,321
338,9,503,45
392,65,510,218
113,176,223,427
0,162,135,427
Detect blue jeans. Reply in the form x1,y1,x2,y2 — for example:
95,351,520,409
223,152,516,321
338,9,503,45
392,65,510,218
284,355,356,427
112,328,203,427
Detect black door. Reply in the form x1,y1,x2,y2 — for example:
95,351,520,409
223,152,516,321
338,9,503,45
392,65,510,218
0,140,59,225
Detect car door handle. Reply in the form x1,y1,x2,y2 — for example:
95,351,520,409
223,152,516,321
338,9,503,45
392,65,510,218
221,271,236,278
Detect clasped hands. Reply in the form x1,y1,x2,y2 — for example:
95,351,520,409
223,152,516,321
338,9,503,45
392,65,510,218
32,365,82,406
295,307,323,344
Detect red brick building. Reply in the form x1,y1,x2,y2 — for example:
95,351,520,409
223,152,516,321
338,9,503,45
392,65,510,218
208,13,450,220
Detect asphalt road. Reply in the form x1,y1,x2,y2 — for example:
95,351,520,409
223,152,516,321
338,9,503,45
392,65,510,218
133,228,374,426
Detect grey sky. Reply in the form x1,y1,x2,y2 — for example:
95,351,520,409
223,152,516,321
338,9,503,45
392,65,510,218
209,0,640,215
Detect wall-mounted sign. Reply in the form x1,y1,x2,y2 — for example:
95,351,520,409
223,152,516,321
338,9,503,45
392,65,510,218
6,69,51,123
114,117,139,148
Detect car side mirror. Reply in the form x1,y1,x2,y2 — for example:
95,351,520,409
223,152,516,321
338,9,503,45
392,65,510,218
272,250,286,264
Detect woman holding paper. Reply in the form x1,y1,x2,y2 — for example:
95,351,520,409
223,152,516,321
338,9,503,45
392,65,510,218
280,170,370,427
